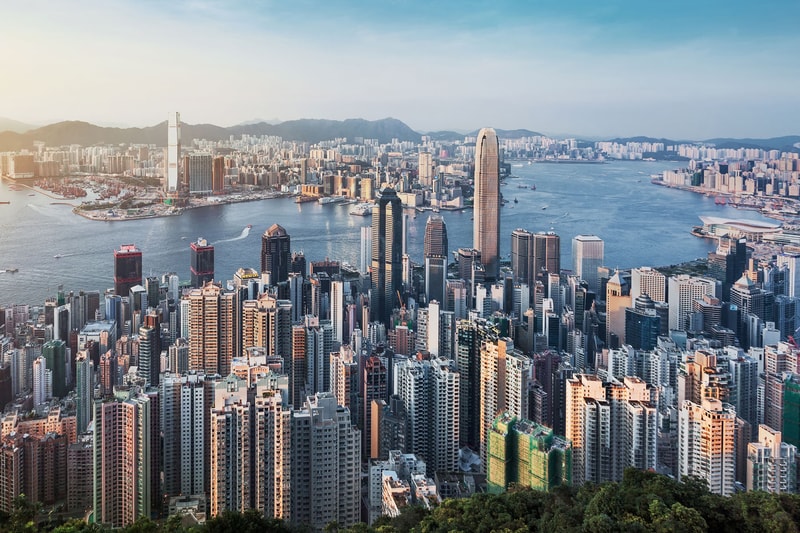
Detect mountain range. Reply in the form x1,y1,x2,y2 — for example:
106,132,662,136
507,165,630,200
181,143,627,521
0,118,797,152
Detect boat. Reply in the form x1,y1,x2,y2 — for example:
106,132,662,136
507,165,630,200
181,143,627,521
8,268,18,273
53,254,62,259
514,198,518,204
541,205,548,210
318,197,335,205
246,224,253,229
531,185,536,190
349,204,371,216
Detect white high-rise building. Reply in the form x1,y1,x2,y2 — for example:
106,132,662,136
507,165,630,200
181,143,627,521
360,226,372,274
161,373,207,499
777,253,800,298
331,279,345,346
166,112,181,193
747,424,797,493
631,266,667,302
32,356,51,406
678,398,736,496
572,235,604,294
418,151,433,187
668,275,718,331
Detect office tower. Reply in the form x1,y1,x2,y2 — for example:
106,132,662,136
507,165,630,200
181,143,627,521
480,339,531,465
707,238,749,300
510,228,533,285
360,226,372,274
474,127,500,280
212,155,225,194
678,398,736,496
572,235,604,294
605,270,630,346
418,151,433,187
746,424,797,493
261,224,291,284
114,244,142,298
424,215,449,306
290,251,307,277
625,304,660,351
777,252,800,298
190,237,214,288
166,111,181,193
371,188,403,327
187,282,235,376
630,266,666,302
161,373,208,499
291,392,360,530
93,388,157,528
76,351,93,433
565,374,657,485
395,357,460,474
362,354,387,459
533,231,560,279
42,339,67,398
667,275,717,331
186,152,213,194
487,412,572,493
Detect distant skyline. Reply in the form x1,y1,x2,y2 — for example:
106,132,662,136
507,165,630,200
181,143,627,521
1,0,798,139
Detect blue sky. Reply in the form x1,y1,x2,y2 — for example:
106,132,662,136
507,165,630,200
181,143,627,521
1,0,797,138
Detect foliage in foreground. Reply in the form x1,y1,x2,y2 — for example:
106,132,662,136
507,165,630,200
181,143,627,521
3,470,800,533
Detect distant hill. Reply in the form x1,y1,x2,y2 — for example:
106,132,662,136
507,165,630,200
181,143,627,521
607,135,800,153
703,135,800,153
0,117,36,134
0,117,421,151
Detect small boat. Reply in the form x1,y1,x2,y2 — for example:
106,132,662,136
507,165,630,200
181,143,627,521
53,254,62,259
531,185,536,191
246,224,253,229
514,198,518,204
541,205,548,210
7,268,18,273
28,193,35,196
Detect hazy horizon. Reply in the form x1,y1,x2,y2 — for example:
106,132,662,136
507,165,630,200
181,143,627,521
1,0,798,139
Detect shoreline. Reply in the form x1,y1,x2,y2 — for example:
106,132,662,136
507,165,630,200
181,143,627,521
72,190,291,221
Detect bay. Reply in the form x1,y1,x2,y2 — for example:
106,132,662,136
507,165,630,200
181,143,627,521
0,160,773,306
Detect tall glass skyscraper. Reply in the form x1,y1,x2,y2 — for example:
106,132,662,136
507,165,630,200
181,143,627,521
572,235,604,294
261,224,291,284
473,127,500,280
113,244,142,297
166,112,180,193
424,215,449,305
190,237,214,288
371,187,402,327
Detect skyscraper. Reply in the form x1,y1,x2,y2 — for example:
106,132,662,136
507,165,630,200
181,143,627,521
510,229,533,285
572,235,604,294
371,188,402,327
113,244,142,298
261,224,291,285
187,282,235,376
212,155,225,194
166,112,181,193
473,128,500,280
424,216,449,306
533,231,561,279
190,237,215,288
291,392,360,530
42,339,67,398
630,266,666,302
678,398,736,496
187,152,213,194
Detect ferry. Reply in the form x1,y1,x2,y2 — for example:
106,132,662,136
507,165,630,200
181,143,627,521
349,204,371,216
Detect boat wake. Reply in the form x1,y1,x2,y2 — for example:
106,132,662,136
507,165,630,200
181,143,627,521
214,225,251,244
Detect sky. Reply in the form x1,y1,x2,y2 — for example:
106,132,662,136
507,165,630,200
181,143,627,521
0,0,798,139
